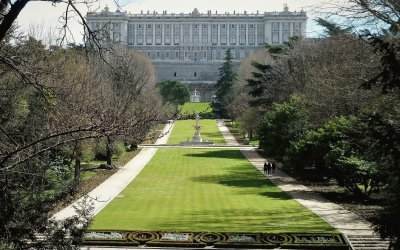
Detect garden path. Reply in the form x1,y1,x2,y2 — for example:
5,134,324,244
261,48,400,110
213,122,378,237
212,120,375,239
53,122,174,221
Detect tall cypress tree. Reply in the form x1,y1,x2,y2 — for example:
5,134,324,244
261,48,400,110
213,48,237,117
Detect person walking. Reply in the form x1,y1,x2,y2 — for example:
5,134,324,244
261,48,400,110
267,162,272,175
263,162,268,175
272,161,277,174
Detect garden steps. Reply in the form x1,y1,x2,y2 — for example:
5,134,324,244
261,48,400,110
347,235,390,250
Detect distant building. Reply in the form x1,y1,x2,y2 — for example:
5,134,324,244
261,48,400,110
86,5,307,102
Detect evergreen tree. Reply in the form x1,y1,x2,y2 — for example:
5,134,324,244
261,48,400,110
158,80,190,105
246,62,275,107
213,49,237,117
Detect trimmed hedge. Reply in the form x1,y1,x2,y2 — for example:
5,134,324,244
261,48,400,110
82,230,351,249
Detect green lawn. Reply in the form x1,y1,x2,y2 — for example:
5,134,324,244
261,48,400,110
91,148,335,233
180,102,212,114
167,119,225,144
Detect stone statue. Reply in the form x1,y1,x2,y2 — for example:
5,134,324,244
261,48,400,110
191,113,202,142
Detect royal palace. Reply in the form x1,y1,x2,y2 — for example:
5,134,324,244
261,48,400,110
86,6,307,102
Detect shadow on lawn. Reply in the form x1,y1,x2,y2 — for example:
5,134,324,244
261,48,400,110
191,167,292,200
184,149,244,159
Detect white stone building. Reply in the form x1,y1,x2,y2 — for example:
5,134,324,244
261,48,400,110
86,6,307,102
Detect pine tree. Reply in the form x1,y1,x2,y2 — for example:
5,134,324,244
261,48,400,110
213,48,237,117
246,61,275,107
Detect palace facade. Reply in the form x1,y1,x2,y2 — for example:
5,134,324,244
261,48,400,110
86,6,307,102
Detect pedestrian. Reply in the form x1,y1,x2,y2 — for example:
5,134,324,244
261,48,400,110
263,162,268,175
267,162,272,175
272,161,277,174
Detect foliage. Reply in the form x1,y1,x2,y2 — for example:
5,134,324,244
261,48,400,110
361,30,400,93
257,94,309,160
315,18,352,36
327,152,385,197
373,177,400,249
158,80,190,106
213,49,238,118
94,139,126,161
284,116,356,181
226,48,272,139
246,62,276,107
1,32,162,248
285,110,396,198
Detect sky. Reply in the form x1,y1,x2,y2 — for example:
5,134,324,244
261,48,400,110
17,0,338,44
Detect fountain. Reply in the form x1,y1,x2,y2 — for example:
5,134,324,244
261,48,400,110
180,113,214,145
191,113,202,142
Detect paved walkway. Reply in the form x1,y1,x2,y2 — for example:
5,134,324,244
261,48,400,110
216,119,239,145
214,123,376,236
53,122,174,221
240,149,375,236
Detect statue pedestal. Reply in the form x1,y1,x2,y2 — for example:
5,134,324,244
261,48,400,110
192,125,202,142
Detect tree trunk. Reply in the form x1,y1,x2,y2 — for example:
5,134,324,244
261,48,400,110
106,136,113,165
249,129,253,140
74,141,82,184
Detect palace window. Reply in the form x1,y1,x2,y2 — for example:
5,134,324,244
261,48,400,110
231,24,235,29
240,24,245,29
147,24,152,29
203,24,208,29
249,24,254,29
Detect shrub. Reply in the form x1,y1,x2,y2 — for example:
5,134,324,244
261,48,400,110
81,141,95,162
257,94,309,160
283,116,355,181
94,139,126,161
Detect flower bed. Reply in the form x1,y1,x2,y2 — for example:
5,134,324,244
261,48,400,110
82,230,351,249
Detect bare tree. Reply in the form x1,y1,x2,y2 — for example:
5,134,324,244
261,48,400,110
92,47,163,165
227,48,272,138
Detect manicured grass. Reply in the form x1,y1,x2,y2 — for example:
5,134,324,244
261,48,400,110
91,148,335,233
180,102,212,114
167,119,225,144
